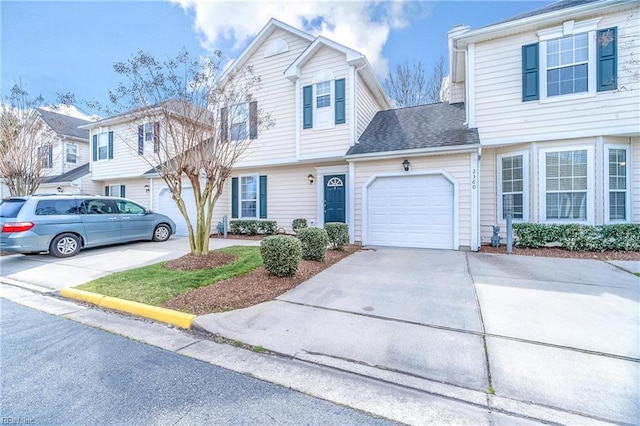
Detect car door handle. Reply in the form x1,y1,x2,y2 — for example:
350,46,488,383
108,217,118,221
122,217,130,221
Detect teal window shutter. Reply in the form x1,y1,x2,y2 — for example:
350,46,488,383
303,85,313,129
138,125,144,155
108,131,114,159
104,186,109,196
92,135,97,161
249,101,258,139
597,27,617,92
259,175,267,219
522,43,539,102
231,177,238,218
335,78,346,124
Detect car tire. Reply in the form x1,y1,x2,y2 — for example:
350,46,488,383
49,233,81,258
153,224,171,242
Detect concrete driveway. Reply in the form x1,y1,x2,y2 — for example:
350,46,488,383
196,247,640,424
0,237,259,290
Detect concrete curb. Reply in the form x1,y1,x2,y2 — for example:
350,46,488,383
58,288,195,329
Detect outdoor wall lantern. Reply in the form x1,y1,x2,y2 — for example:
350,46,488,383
56,186,63,193
307,174,315,184
402,159,410,172
144,184,150,193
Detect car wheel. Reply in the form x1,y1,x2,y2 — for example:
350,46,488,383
49,233,81,258
153,224,171,242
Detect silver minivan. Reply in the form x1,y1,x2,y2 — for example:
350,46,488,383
0,195,176,257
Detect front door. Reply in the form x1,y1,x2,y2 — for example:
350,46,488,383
324,174,346,223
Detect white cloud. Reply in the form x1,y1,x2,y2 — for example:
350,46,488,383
170,0,424,78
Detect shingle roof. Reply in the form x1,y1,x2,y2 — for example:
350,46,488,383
346,102,479,156
485,0,602,27
42,163,90,183
36,108,91,140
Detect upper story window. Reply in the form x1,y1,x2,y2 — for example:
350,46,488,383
303,70,346,130
39,144,52,169
138,122,160,155
65,143,77,164
264,39,289,57
522,18,617,102
221,102,258,142
93,131,113,161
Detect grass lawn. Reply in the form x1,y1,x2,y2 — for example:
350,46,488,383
77,246,262,306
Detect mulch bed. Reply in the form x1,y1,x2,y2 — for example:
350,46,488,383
163,251,237,271
479,244,640,261
163,244,361,315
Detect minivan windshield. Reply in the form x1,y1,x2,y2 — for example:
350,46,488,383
0,199,26,218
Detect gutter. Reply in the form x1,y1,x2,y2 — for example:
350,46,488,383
345,143,481,161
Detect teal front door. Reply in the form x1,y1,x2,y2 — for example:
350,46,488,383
324,174,346,223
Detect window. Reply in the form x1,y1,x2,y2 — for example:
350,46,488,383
65,143,77,164
116,200,145,214
303,72,345,129
240,175,257,218
231,103,249,141
35,199,79,215
498,153,528,220
104,185,125,198
39,144,52,169
523,19,617,101
316,81,331,108
81,199,115,215
546,33,588,97
606,147,628,221
542,149,590,221
95,132,111,160
138,122,160,154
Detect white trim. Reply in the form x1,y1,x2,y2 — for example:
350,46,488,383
350,64,357,146
538,145,594,224
497,151,530,222
346,144,481,161
362,170,459,250
467,43,476,128
285,36,363,81
295,79,301,160
234,153,346,169
315,165,349,230
537,17,601,40
470,150,479,251
64,142,78,165
238,174,260,219
348,161,355,243
480,126,640,146
604,143,631,223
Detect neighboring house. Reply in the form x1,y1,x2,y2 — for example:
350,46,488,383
29,107,94,194
445,0,639,247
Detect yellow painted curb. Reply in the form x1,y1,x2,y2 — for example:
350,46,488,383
59,288,195,329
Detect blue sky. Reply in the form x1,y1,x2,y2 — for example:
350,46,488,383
1,1,550,115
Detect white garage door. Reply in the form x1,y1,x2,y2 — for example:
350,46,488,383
366,174,454,249
157,188,197,237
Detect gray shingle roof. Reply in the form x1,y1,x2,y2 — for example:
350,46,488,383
485,0,602,27
42,163,90,183
346,102,479,157
36,108,91,140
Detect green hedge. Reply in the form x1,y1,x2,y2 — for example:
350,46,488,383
229,220,277,236
512,223,640,252
325,222,348,251
297,227,329,261
292,218,308,233
260,235,301,277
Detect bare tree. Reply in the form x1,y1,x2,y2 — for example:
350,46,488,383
0,82,57,196
102,50,272,255
384,56,447,107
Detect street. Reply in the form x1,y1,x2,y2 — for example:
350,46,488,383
1,299,393,425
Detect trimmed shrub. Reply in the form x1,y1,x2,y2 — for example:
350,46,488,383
324,222,348,251
260,235,301,277
292,218,308,233
297,227,330,261
230,220,277,236
512,222,640,252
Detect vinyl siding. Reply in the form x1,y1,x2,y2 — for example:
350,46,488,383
356,77,381,139
228,163,333,233
449,81,465,104
473,10,640,143
90,123,156,180
353,153,473,248
299,46,351,158
236,28,311,165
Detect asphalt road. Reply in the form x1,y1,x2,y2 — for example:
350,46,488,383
1,299,394,425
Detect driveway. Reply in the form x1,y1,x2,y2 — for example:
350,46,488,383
0,237,259,290
195,247,640,424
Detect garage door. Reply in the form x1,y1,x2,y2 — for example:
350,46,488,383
157,188,197,237
366,174,454,249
